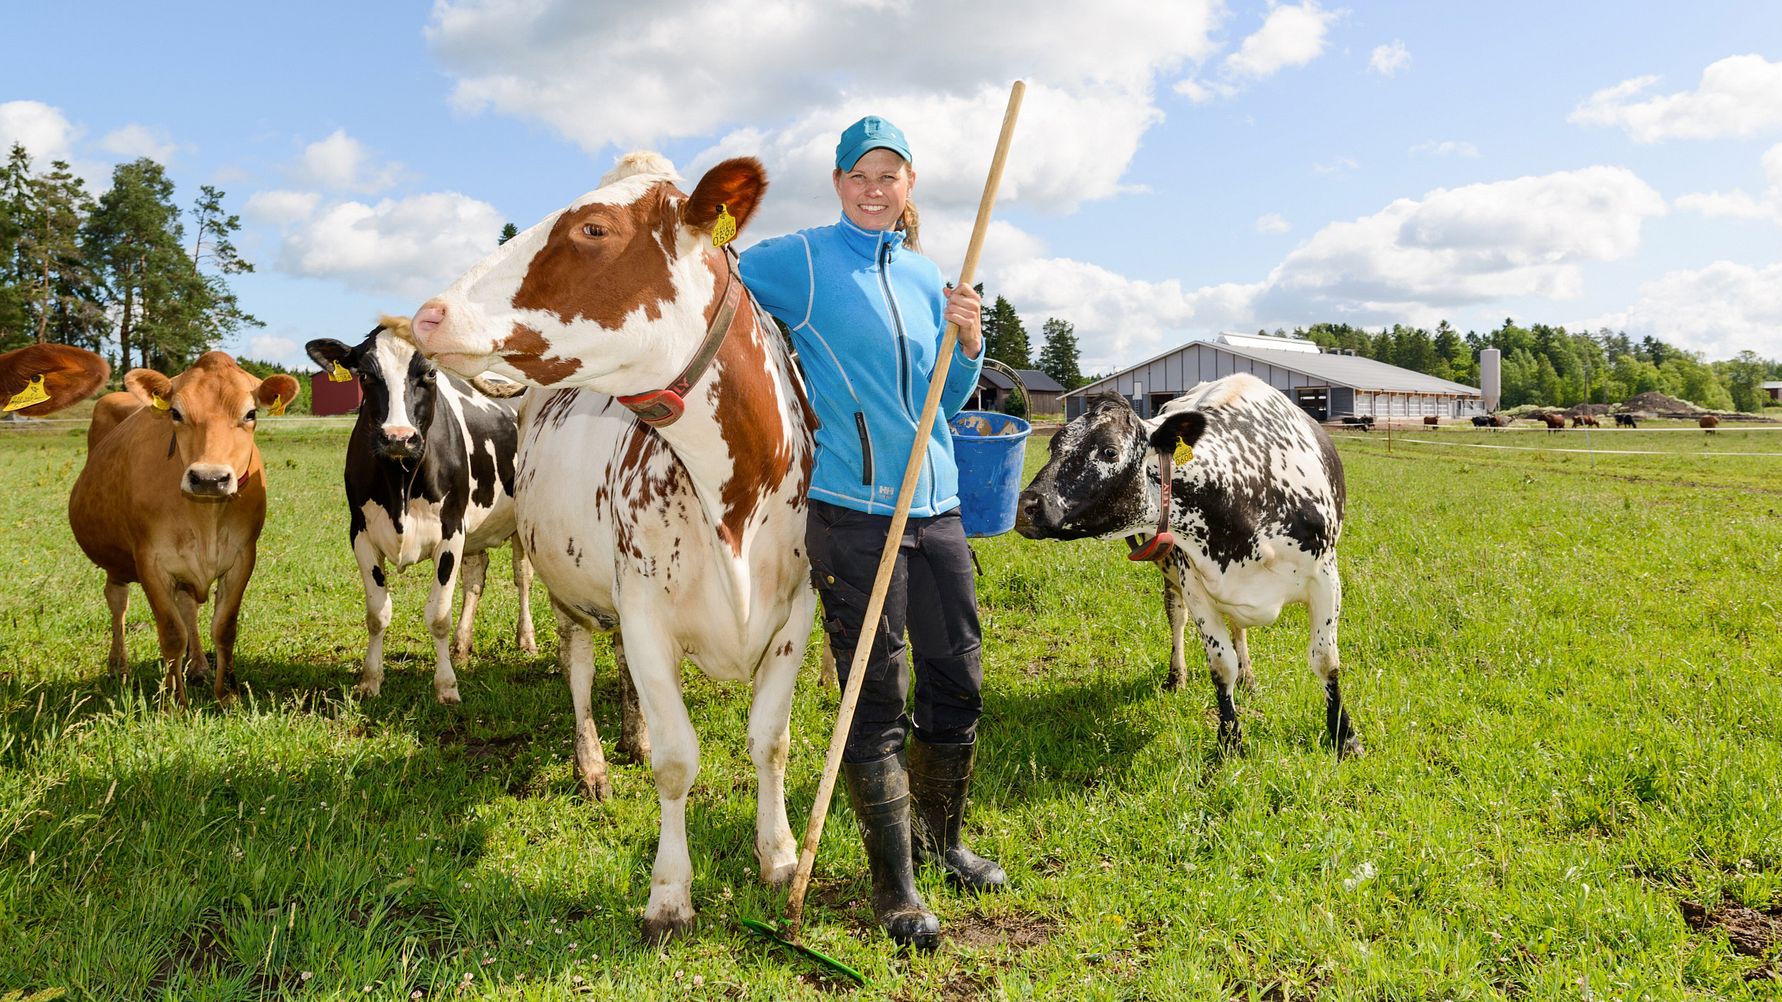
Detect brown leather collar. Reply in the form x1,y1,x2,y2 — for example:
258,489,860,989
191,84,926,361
616,247,743,428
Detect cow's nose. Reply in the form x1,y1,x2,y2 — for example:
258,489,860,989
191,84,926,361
1015,489,1053,533
378,426,422,457
183,465,236,498
413,302,447,344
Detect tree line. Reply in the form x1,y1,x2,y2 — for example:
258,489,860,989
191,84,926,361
0,143,259,371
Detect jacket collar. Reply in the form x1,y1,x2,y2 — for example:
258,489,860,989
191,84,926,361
834,213,906,261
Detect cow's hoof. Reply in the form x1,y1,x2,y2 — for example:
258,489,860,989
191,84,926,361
616,738,651,764
1165,674,1188,691
1338,736,1365,759
518,634,538,655
353,680,382,699
641,911,695,944
1237,668,1258,693
580,772,612,802
760,855,797,889
434,685,462,706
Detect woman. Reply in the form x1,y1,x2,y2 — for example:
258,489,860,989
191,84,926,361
740,116,1003,951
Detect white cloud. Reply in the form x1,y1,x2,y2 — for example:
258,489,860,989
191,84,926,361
243,189,324,226
0,100,81,163
1313,156,1359,174
1411,140,1480,158
1675,142,1782,225
1570,54,1782,142
1581,261,1782,358
266,191,507,300
1369,41,1410,77
1222,2,1339,80
295,129,403,193
1255,212,1291,234
245,335,302,365
1172,77,1237,104
99,124,178,163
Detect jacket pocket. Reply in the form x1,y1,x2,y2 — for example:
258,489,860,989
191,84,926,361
854,411,874,486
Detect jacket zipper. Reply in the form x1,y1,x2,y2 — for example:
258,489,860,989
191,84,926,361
876,236,937,510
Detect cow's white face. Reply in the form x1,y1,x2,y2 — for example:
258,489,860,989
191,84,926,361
1017,396,1156,540
410,154,768,398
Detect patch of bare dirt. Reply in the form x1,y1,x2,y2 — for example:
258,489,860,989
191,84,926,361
947,910,1059,950
1682,898,1782,980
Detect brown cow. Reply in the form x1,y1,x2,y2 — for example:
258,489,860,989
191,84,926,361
1422,415,1439,426
1,343,108,416
68,352,298,705
1571,415,1600,428
1700,415,1720,433
1539,413,1565,433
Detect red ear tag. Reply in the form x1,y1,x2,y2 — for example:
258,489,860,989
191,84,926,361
616,388,687,428
1128,531,1175,563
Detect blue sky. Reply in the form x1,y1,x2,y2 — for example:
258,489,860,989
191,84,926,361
4,1,1779,374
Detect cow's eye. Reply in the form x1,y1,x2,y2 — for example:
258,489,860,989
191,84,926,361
169,408,184,424
581,223,607,238
244,409,257,423
423,369,437,383
1098,446,1119,462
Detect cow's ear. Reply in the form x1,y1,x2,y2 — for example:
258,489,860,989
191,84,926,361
683,158,768,243
1149,411,1207,454
123,368,172,409
256,374,300,410
305,338,350,371
0,344,108,416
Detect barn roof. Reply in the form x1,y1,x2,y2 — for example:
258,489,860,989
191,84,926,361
979,367,1066,393
1064,338,1481,397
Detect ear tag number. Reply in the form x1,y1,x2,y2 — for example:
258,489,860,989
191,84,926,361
270,396,289,416
152,393,171,412
1174,442,1194,466
3,375,49,412
328,362,352,382
711,203,738,248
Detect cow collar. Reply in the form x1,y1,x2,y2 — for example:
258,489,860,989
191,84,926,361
616,247,742,428
1126,447,1179,563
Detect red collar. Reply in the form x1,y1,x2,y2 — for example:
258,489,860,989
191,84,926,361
616,249,743,428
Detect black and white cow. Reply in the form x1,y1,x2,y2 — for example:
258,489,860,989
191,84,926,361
1016,373,1361,756
306,318,537,705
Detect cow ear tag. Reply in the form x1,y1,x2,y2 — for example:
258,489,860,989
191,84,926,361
1174,442,1194,466
151,393,171,412
328,361,352,382
711,203,738,248
3,374,49,412
270,396,289,417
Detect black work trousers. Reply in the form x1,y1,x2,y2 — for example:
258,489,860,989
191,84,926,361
806,499,984,763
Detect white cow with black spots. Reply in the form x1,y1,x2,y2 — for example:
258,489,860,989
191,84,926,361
1016,373,1361,756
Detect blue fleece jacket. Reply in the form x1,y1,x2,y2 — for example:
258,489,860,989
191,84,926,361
740,215,984,517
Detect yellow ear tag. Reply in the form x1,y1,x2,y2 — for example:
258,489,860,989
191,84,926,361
711,203,738,248
3,374,49,412
1173,442,1194,466
328,361,352,383
270,396,289,417
152,393,171,412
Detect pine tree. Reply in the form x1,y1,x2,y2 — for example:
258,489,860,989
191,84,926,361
498,222,518,245
21,160,104,348
0,143,34,344
985,295,1029,368
187,184,262,348
1037,317,1084,389
85,159,196,370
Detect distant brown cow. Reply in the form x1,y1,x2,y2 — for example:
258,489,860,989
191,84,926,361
1422,415,1439,426
1572,415,1600,428
68,353,298,704
1539,413,1565,433
1700,415,1719,433
1,343,108,416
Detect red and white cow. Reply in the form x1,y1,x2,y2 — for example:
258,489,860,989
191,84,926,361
409,153,817,941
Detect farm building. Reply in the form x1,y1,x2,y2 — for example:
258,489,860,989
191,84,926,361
966,367,1066,414
1062,332,1485,422
1763,380,1782,402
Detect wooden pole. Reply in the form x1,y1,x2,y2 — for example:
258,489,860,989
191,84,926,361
783,80,1026,938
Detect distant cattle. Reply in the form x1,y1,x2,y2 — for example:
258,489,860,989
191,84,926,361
1,343,109,417
1017,375,1361,758
407,153,818,941
1471,414,1509,429
1700,415,1720,433
1572,415,1600,428
1338,415,1374,431
1614,414,1638,428
68,353,298,704
1422,415,1439,426
1539,413,1565,433
306,319,537,706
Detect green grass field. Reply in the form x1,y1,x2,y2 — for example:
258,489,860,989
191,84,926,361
1,416,1779,999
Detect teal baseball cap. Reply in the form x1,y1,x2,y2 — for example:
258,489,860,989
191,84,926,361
835,116,912,171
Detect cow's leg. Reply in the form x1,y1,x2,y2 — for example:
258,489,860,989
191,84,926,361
450,550,490,660
552,601,576,681
612,631,650,763
137,571,189,707
618,620,698,942
1161,560,1189,690
747,596,813,888
818,629,838,688
174,587,209,685
1181,583,1243,753
1232,624,1257,693
1307,557,1361,756
352,533,393,699
105,578,129,675
210,550,255,703
560,612,612,801
426,536,467,705
512,542,538,654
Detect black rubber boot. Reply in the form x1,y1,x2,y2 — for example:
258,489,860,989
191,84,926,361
842,754,940,951
908,737,1007,892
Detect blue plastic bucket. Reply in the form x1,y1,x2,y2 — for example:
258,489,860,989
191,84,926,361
948,410,1032,537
